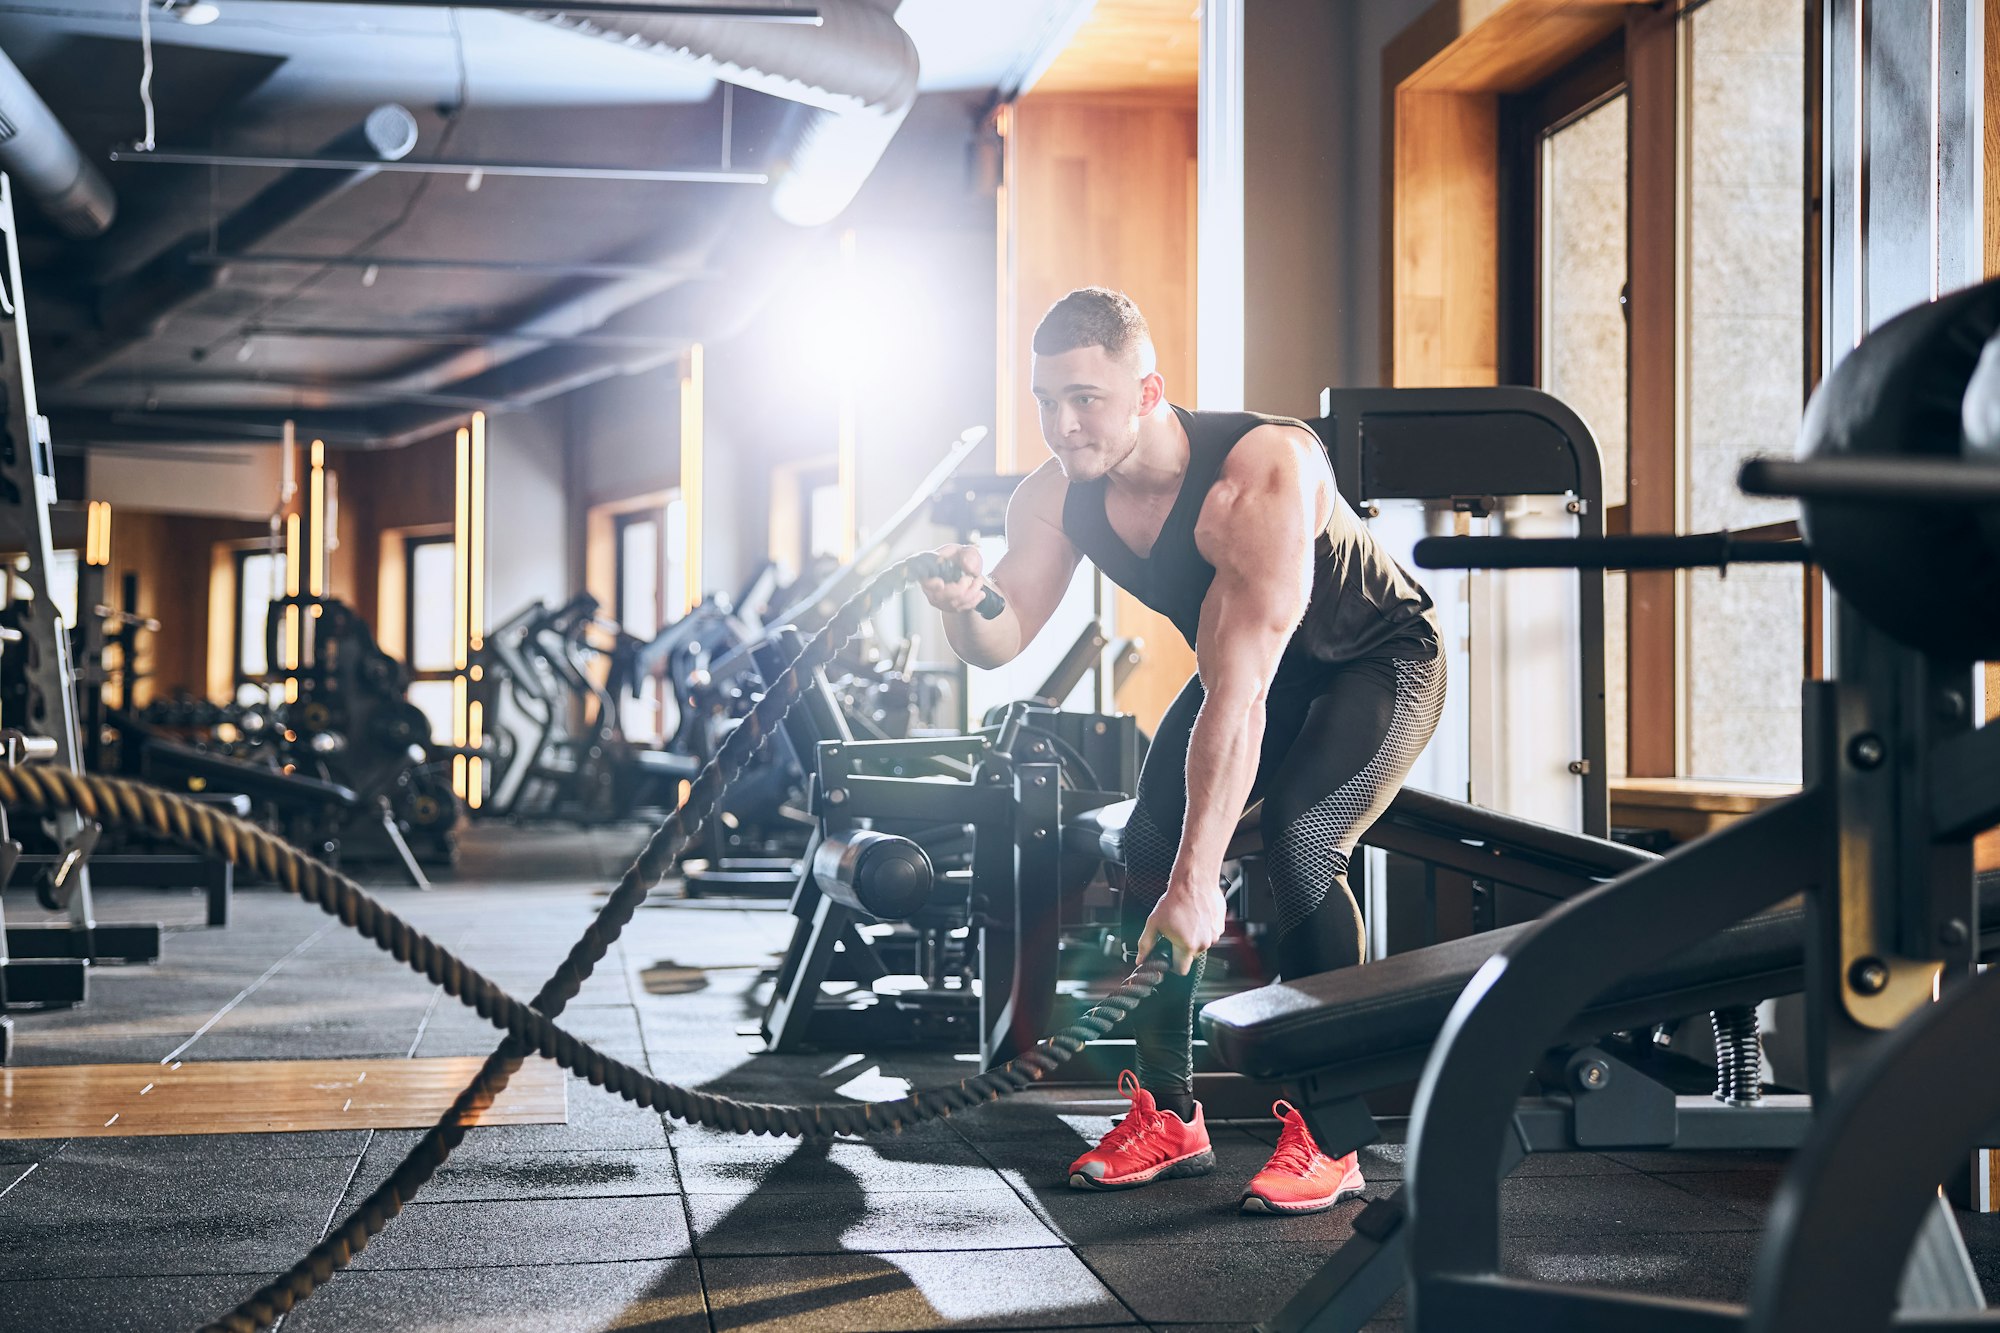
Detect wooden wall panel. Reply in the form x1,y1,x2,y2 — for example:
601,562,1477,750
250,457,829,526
330,431,458,635
1392,90,1500,387
104,511,269,705
1032,0,1199,96
1004,93,1200,730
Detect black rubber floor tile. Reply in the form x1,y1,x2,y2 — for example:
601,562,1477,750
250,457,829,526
703,1248,1136,1330
1080,1241,1343,1324
0,1139,69,1161
372,1069,664,1152
1601,1148,1792,1172
689,1184,1063,1256
1501,1228,1766,1303
672,1128,999,1195
280,1258,708,1331
1509,1150,1643,1177
0,1271,279,1333
343,1142,681,1205
1648,1166,1782,1221
0,1150,356,1278
348,1195,691,1270
1500,1170,1762,1237
1955,1209,2000,1304
51,1129,371,1160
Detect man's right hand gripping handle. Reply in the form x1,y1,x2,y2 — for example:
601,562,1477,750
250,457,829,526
917,546,1006,621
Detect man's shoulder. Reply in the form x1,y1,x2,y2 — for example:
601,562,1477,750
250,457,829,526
1009,457,1073,528
1216,420,1323,487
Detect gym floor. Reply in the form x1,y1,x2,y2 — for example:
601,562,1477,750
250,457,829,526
5,826,1999,1333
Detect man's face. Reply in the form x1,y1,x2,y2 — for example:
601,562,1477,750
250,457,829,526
1030,344,1152,482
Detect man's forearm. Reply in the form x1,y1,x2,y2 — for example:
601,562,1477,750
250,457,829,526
1171,694,1265,892
940,606,1025,670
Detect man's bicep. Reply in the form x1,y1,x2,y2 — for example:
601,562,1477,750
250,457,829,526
988,481,1080,636
1193,565,1299,699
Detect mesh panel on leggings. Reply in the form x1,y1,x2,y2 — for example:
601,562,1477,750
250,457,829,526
1121,794,1181,909
1267,655,1448,939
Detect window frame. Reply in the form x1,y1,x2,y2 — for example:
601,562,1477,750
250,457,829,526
231,545,280,689
401,532,458,687
1500,0,1821,779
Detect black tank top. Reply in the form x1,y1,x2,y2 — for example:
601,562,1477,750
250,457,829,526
1059,405,1439,673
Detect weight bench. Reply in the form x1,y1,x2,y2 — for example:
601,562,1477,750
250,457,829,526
142,741,431,890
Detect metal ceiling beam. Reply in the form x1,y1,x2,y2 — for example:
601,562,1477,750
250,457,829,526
189,253,720,280
215,1,822,16
71,374,497,410
240,324,685,348
107,149,768,185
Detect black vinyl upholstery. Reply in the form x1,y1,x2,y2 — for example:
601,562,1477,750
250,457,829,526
1198,870,2000,1090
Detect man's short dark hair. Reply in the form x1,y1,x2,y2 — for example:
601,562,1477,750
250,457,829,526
1032,287,1152,370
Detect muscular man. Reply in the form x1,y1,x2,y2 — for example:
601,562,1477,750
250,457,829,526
921,288,1444,1215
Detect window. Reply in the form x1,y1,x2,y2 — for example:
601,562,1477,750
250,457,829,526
1510,0,1810,785
616,513,662,639
404,535,457,742
1539,88,1631,776
1679,0,1807,781
234,548,279,693
808,481,844,560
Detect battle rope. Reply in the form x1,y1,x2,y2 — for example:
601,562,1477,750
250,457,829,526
0,553,1165,1332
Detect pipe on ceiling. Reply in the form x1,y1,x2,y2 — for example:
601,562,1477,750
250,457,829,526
54,104,419,385
531,0,917,226
0,44,116,237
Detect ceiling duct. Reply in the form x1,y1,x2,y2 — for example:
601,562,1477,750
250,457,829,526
0,44,115,237
531,0,917,226
54,104,419,385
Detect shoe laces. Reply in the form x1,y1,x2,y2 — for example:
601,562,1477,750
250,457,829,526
1267,1100,1324,1177
1096,1069,1167,1155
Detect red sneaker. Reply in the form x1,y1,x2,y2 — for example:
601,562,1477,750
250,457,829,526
1067,1069,1216,1190
1240,1099,1365,1214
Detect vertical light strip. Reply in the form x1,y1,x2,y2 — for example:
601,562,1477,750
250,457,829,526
835,230,858,561
994,105,1015,473
1929,0,1941,299
451,675,468,799
467,699,484,810
452,425,471,800
283,510,300,701
308,440,326,597
453,427,470,673
469,412,485,652
1855,0,1867,343
1196,0,1245,408
679,345,704,612
84,501,111,567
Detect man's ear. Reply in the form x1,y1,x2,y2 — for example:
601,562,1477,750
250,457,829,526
1138,371,1167,416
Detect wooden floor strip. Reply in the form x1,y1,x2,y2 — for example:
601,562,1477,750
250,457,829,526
0,1058,567,1138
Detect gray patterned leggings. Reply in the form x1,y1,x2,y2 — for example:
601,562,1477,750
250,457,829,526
1120,649,1447,1105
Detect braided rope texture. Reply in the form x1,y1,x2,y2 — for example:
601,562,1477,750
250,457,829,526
0,555,1162,1332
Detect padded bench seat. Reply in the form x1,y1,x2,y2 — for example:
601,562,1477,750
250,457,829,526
1065,788,1654,882
1199,869,2000,1091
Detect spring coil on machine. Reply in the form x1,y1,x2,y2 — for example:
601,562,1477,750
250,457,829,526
0,553,1166,1333
1709,1003,1764,1106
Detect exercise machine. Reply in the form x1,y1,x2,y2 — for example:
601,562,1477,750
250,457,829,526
1202,278,2000,1331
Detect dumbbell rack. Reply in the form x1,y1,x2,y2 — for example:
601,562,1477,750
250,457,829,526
0,174,159,1061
